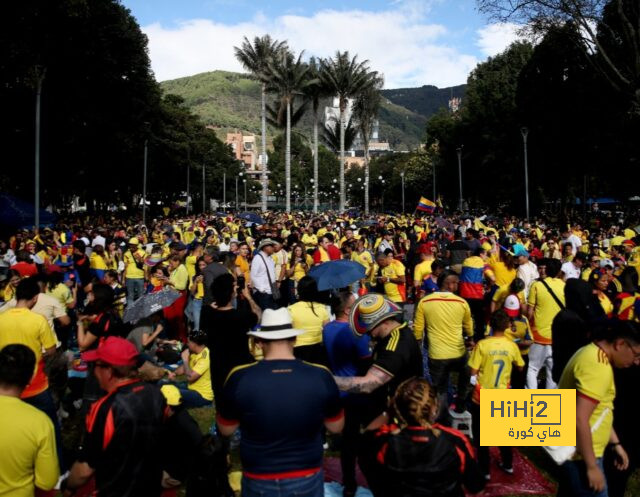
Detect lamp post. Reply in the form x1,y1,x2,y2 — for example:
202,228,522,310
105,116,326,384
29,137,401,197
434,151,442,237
142,139,148,226
222,172,226,208
378,176,386,212
243,179,247,209
202,164,206,213
520,127,530,220
400,171,405,213
236,171,243,211
34,66,45,228
456,146,463,211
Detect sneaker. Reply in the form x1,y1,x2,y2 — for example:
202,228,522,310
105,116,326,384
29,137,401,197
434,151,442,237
484,473,491,481
498,462,514,475
449,408,471,419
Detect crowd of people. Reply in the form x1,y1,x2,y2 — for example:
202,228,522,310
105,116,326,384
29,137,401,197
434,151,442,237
0,209,639,497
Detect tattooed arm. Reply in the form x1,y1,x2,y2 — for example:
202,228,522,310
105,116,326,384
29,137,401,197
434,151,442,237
334,366,392,394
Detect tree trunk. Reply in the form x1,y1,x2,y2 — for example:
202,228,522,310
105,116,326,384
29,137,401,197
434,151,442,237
285,100,291,212
313,111,319,214
364,141,370,215
261,83,268,212
339,100,346,212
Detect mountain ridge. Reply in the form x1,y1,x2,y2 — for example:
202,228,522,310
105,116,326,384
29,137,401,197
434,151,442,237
160,70,465,150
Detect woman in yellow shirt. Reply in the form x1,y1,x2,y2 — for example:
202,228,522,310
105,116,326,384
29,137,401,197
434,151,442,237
188,257,206,331
2,270,20,303
590,270,614,317
89,244,109,280
288,276,329,365
489,249,516,288
285,244,313,302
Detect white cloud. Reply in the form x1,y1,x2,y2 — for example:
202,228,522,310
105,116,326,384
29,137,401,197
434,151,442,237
142,6,480,88
475,22,522,57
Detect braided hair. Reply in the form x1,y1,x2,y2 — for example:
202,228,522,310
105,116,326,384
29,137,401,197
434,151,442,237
391,377,439,432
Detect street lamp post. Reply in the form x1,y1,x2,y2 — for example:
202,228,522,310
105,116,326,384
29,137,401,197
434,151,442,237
456,146,463,211
142,139,148,226
34,66,45,228
400,171,405,213
243,179,247,209
202,164,206,213
520,127,530,220
222,172,226,208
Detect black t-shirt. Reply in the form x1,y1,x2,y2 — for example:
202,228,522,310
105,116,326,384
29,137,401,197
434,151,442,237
447,241,469,266
201,305,257,396
371,324,423,416
79,380,166,497
218,359,342,475
87,311,126,350
361,423,485,497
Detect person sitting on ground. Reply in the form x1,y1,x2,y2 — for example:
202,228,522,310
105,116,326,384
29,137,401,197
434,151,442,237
169,330,214,408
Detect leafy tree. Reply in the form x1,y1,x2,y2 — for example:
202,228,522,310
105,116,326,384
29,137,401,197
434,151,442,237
478,0,640,113
234,35,288,210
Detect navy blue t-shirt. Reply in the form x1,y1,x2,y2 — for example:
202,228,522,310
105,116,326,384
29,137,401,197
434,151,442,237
218,359,342,475
323,320,371,378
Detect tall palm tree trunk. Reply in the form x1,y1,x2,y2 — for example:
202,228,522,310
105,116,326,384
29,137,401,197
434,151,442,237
364,143,370,215
339,105,346,212
285,99,291,212
313,113,319,213
261,83,268,212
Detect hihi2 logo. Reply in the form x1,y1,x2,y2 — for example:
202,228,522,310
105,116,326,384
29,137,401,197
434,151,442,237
480,390,576,446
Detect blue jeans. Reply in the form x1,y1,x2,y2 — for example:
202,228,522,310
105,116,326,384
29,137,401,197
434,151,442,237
559,458,608,497
191,298,203,330
241,470,324,497
24,389,65,472
126,278,145,306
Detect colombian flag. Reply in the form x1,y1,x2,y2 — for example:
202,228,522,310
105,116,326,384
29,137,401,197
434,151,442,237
417,197,436,213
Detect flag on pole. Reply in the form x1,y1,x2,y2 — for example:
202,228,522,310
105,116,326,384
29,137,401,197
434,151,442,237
416,197,436,213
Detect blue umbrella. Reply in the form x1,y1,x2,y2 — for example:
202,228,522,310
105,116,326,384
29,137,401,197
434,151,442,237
308,260,365,291
238,212,265,225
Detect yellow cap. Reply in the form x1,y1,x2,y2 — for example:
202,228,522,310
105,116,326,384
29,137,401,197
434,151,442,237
128,237,140,245
161,384,182,406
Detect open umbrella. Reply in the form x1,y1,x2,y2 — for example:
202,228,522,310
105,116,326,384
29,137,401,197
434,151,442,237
238,212,265,225
123,288,181,323
308,260,365,291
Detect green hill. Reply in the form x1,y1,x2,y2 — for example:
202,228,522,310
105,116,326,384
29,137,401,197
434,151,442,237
381,84,466,117
160,71,461,150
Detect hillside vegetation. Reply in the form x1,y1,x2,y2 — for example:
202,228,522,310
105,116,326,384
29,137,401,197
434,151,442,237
160,70,464,150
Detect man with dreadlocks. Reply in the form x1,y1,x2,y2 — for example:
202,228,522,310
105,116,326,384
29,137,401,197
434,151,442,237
360,377,485,497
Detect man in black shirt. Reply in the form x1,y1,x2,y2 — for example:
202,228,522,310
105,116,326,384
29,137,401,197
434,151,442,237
446,230,470,273
62,337,166,497
335,293,423,423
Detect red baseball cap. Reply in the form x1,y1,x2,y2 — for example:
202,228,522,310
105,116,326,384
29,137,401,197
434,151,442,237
419,242,435,254
82,337,139,367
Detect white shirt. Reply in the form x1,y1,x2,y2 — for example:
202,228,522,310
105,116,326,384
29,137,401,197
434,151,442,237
561,261,581,280
562,234,582,255
92,235,106,248
517,260,540,299
250,251,276,294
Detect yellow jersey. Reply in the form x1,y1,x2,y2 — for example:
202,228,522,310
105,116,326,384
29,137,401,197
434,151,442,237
189,347,214,401
468,335,524,403
0,396,59,496
559,343,615,458
288,301,329,347
527,277,565,344
124,249,146,279
413,259,433,285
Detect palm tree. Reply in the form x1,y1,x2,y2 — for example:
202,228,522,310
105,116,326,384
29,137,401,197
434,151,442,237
353,73,384,215
323,116,357,154
320,52,375,212
302,57,331,213
265,49,314,212
234,35,287,211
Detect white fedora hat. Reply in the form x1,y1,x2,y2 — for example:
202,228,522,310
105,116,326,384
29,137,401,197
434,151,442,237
248,308,305,340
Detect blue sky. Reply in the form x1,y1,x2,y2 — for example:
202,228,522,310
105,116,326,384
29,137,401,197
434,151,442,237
122,0,520,88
